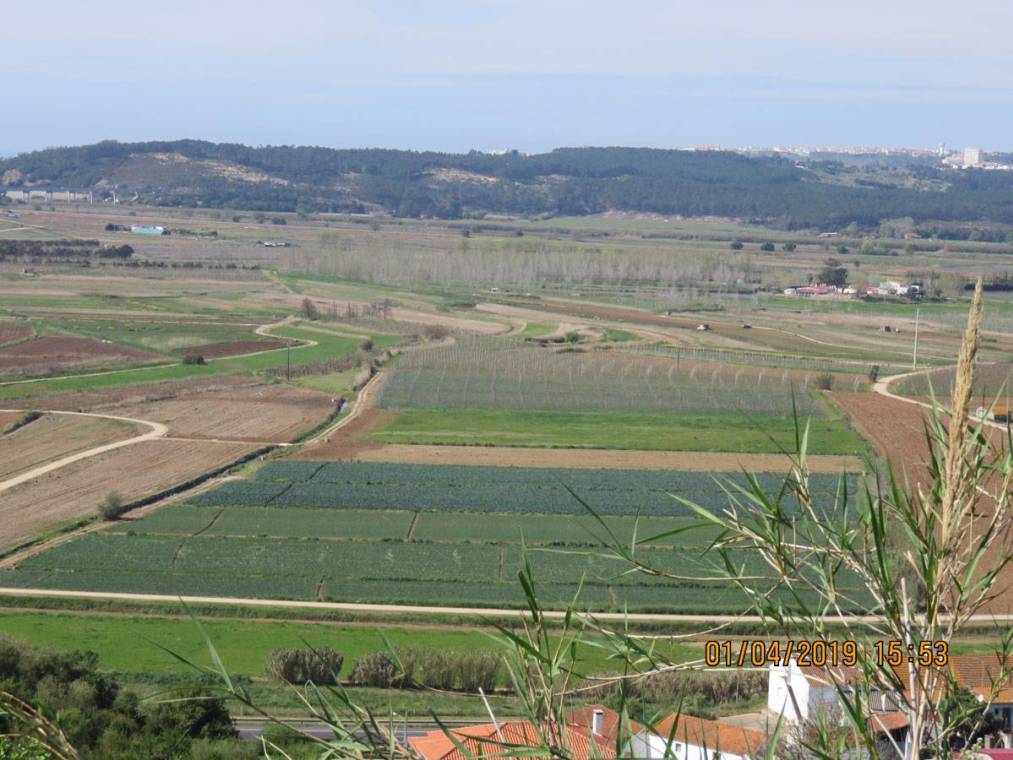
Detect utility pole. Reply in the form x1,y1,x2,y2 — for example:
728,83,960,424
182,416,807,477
912,307,920,371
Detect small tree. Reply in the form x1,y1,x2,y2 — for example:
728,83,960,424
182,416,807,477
760,242,775,252
783,242,797,252
301,298,320,321
98,492,124,521
729,240,744,250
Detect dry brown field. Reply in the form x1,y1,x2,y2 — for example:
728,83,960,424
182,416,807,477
0,336,159,376
112,384,337,442
0,439,257,550
345,443,864,473
0,411,25,431
0,322,33,346
0,414,140,480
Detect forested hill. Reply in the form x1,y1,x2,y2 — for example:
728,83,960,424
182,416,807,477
3,140,1013,230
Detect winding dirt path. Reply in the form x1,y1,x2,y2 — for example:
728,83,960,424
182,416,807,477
0,410,168,494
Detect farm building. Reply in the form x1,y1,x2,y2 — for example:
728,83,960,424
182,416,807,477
783,285,843,297
130,225,167,236
866,280,920,297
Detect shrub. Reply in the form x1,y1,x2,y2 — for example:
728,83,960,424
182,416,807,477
868,365,880,383
816,373,834,390
265,647,343,685
359,338,374,352
729,240,744,250
301,298,320,321
421,325,449,341
760,242,775,252
98,492,125,521
453,652,501,693
182,353,206,365
349,651,402,687
783,242,797,252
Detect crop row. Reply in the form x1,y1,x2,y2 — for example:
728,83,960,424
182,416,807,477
377,338,825,417
255,461,852,493
118,506,718,546
189,479,849,515
1,533,859,612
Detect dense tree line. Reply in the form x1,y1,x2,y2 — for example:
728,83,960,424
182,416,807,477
5,141,1013,228
0,240,133,258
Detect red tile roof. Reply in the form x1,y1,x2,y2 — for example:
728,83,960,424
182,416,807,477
652,714,768,757
408,717,618,760
868,711,910,733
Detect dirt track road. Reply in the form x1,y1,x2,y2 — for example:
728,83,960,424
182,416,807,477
0,587,1009,625
0,410,168,494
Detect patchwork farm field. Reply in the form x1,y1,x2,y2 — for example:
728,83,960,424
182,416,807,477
2,461,860,612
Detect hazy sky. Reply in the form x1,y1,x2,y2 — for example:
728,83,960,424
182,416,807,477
5,0,1013,155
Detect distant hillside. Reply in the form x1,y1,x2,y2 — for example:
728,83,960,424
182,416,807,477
4,140,1013,231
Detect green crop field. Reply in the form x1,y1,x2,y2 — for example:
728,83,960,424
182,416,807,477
373,409,865,453
2,462,860,613
194,461,855,515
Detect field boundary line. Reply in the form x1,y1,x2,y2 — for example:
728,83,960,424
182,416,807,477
0,587,1010,624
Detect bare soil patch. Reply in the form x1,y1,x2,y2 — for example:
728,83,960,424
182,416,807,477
0,414,141,480
302,442,864,473
183,339,290,359
0,336,160,377
0,439,256,551
113,384,337,442
0,322,33,347
831,392,931,482
288,408,393,460
833,390,1013,614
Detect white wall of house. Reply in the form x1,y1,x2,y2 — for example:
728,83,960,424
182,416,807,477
631,732,751,760
768,662,842,724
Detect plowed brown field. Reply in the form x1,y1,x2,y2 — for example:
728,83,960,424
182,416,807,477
831,392,933,483
0,439,256,550
0,336,159,376
0,322,33,347
833,390,1013,615
113,384,337,442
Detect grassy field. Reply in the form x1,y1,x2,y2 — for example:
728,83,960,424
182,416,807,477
0,610,696,679
373,409,866,454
